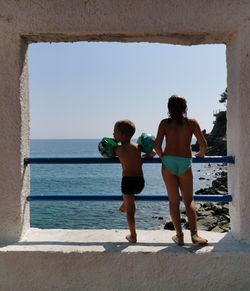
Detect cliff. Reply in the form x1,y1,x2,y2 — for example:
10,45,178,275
192,109,227,156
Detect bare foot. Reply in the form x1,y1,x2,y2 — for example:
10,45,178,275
172,232,184,246
119,203,126,213
126,234,137,243
191,233,208,245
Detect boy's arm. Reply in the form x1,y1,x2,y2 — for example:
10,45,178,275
114,145,121,158
137,144,156,158
193,120,207,157
154,120,165,158
142,151,156,158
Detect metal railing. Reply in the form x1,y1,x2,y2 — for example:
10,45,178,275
25,156,234,202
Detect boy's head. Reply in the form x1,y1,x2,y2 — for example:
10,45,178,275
114,120,136,141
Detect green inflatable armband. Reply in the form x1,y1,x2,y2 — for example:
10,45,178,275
98,137,118,158
137,132,155,154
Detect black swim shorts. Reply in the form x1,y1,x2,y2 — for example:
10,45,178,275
121,176,145,195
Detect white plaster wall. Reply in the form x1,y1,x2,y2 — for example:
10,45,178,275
2,251,249,291
0,229,250,291
0,27,29,243
1,0,250,44
227,22,250,242
0,0,250,244
1,0,250,289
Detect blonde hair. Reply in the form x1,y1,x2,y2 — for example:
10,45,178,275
114,120,136,138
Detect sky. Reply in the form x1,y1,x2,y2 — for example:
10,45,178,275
29,42,226,139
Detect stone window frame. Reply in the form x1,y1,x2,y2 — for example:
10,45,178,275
1,1,250,243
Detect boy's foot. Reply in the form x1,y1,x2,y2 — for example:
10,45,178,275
126,234,137,243
191,232,208,245
119,204,126,213
172,232,184,246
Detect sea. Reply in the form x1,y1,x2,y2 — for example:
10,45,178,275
30,139,219,230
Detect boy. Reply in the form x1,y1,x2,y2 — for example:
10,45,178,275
113,120,145,243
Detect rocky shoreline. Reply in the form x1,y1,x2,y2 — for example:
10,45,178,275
196,168,230,232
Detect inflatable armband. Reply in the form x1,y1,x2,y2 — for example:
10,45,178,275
98,137,118,158
137,132,155,153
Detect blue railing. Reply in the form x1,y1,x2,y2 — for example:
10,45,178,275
25,156,234,203
24,156,235,165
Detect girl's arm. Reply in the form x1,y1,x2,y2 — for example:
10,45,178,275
154,120,166,158
193,120,207,157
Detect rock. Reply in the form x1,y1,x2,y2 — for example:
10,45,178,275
163,217,187,230
180,218,187,223
195,169,230,233
216,189,227,195
152,215,164,220
197,216,218,231
211,225,226,233
212,180,221,188
220,224,230,232
164,221,175,230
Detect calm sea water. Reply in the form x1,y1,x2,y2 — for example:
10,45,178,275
30,139,218,229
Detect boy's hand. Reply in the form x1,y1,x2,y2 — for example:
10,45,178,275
142,151,156,158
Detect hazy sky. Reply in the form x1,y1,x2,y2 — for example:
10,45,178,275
29,42,226,139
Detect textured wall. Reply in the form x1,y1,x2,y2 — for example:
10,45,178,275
1,0,250,243
1,0,250,44
1,1,250,290
0,229,250,291
1,251,250,291
227,22,250,242
0,29,29,243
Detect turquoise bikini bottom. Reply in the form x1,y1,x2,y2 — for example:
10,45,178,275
162,155,192,177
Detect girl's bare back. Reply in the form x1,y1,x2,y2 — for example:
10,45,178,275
156,118,207,158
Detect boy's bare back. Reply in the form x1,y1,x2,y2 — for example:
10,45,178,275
116,143,143,177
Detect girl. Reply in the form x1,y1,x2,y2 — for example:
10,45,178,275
154,95,208,245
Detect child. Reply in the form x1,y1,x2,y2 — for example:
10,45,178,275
154,95,208,245
113,120,145,243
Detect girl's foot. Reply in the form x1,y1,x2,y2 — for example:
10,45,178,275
126,234,137,243
119,203,126,213
191,232,208,245
172,232,184,246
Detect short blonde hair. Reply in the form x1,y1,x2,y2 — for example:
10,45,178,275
114,120,136,138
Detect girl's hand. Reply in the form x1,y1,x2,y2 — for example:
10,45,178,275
195,152,205,158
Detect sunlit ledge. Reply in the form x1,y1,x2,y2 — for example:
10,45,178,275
1,229,250,253
1,229,250,290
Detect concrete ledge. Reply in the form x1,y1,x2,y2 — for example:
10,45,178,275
0,228,248,253
0,229,250,290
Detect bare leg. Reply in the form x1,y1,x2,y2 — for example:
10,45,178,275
162,166,184,245
122,194,137,243
119,202,126,213
179,168,208,245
